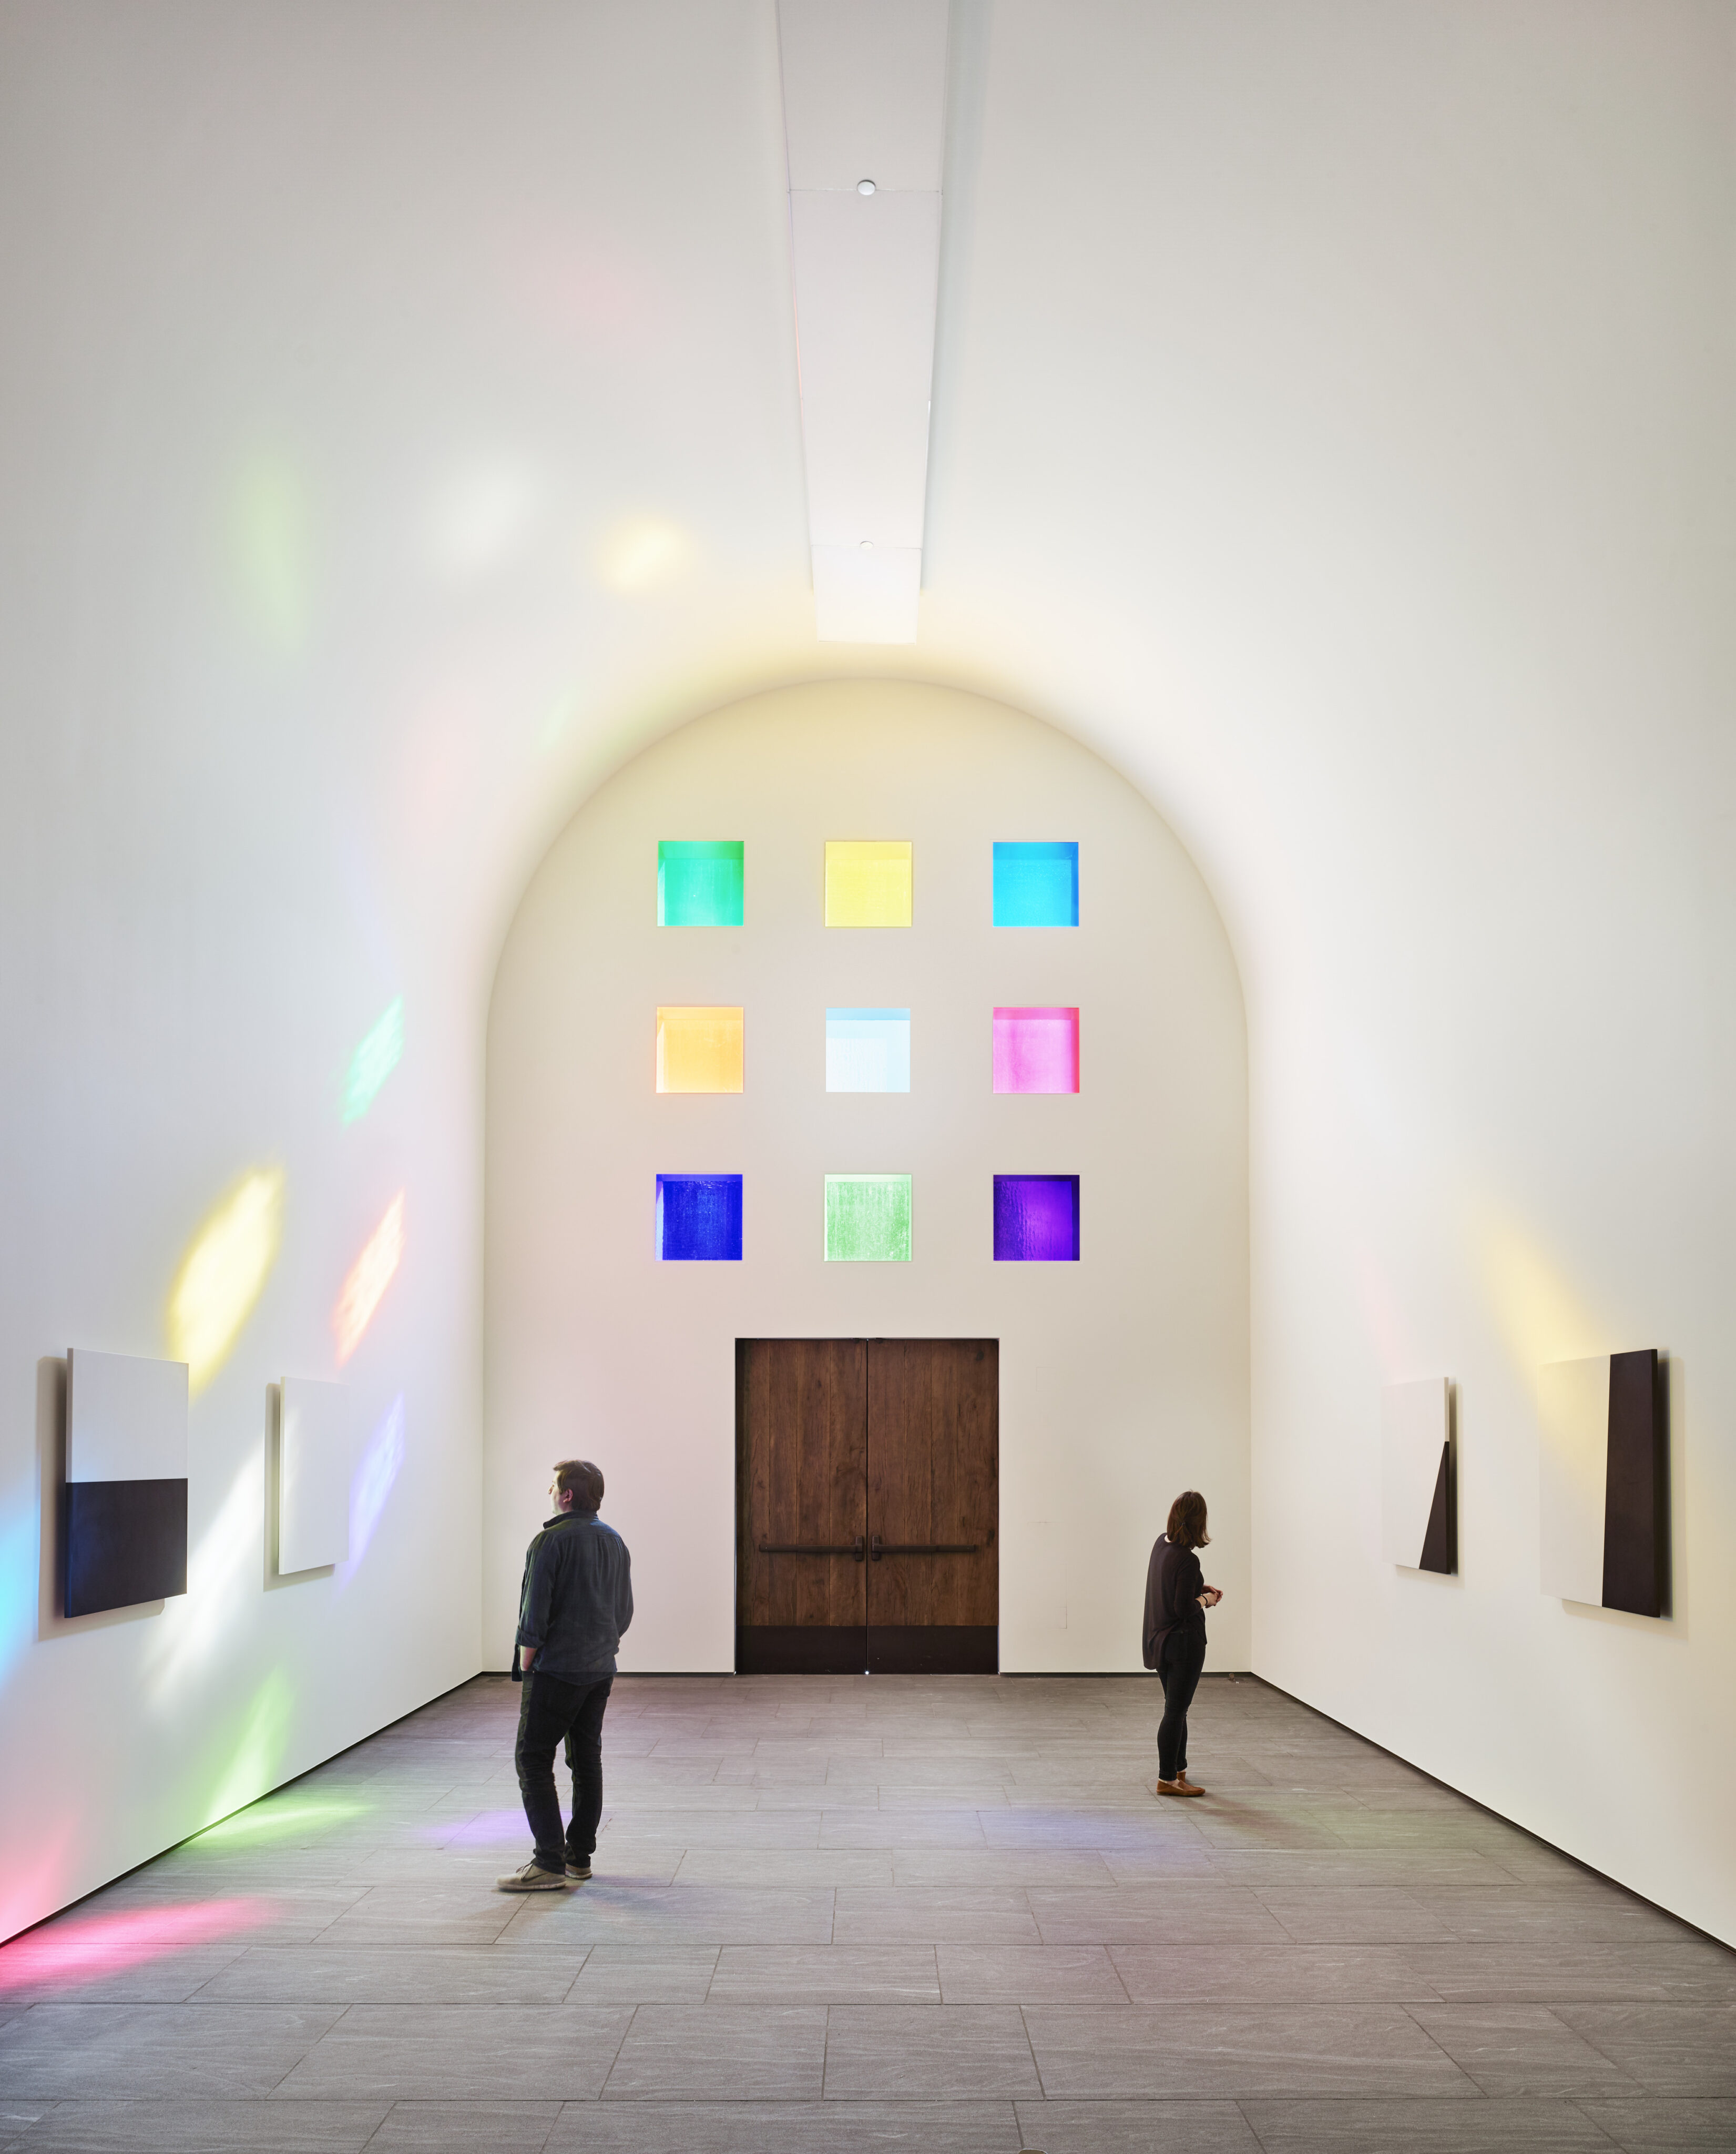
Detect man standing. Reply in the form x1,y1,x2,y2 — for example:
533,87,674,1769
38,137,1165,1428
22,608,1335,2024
497,1458,634,1893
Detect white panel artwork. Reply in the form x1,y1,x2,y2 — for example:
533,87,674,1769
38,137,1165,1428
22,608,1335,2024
278,1377,350,1573
1380,1377,1452,1572
1537,1355,1610,1607
66,1349,188,1484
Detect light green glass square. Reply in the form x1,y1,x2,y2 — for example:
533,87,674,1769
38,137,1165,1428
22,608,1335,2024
658,840,744,926
824,1174,912,1262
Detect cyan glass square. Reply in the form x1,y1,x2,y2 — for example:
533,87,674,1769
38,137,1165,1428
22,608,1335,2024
826,1009,911,1093
993,841,1079,927
656,1174,743,1261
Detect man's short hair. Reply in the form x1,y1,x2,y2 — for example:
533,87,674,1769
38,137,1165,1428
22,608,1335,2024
555,1459,605,1512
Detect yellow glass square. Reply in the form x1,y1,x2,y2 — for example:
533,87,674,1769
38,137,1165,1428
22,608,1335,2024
824,840,912,927
655,1007,744,1093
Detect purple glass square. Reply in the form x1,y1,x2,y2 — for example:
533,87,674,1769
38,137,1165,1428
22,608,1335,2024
993,1175,1080,1262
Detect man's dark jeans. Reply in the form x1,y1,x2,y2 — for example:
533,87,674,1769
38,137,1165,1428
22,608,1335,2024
1157,1629,1206,1783
515,1670,613,1873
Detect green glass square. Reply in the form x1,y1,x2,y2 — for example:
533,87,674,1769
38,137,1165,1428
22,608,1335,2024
658,840,744,926
824,1174,912,1262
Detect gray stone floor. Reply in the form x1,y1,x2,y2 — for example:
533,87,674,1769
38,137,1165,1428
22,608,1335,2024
2,1673,1733,2152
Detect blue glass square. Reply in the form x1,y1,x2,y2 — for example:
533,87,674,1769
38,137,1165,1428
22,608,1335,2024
993,841,1079,926
826,1008,911,1092
656,1174,743,1261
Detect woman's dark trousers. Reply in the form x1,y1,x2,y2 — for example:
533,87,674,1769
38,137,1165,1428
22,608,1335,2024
515,1671,613,1873
1157,1631,1206,1783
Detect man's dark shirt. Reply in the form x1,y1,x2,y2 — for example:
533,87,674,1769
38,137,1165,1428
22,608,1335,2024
1141,1533,1207,1670
515,1509,634,1682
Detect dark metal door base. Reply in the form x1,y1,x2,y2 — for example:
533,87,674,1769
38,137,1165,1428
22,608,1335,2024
867,1625,998,1674
737,1625,867,1674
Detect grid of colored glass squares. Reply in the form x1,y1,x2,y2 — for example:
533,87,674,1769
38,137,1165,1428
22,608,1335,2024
825,840,912,927
993,841,1078,926
655,1174,743,1261
658,840,744,926
825,1174,912,1261
993,1007,1079,1094
826,1009,911,1092
655,1007,744,1093
994,1175,1080,1261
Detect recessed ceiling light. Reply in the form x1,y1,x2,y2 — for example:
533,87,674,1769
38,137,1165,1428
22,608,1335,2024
856,178,876,196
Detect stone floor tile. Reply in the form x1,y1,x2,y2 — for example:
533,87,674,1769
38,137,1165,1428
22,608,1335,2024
545,2099,1021,2151
0,2005,343,2099
4,2101,388,2151
936,1945,1128,2003
1406,2004,1645,2096
600,2004,827,2100
271,2004,632,2101
822,2005,1043,2098
496,1883,836,1947
1110,1941,1442,2002
833,1891,1042,1946
358,2102,563,2150
820,1812,990,1848
710,1945,939,2003
1023,2002,1476,2098
1237,2095,1624,2150
1028,1886,1290,1946
561,1947,718,2002
1574,2097,1736,2149
1421,1940,1736,2005
1010,2098,1263,2152
1550,2003,1736,2094
191,1945,585,2005
673,1847,892,1887
892,1850,1117,1891
1253,1887,1459,1943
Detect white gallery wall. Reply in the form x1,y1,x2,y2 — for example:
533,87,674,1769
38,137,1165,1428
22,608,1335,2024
485,682,1249,1674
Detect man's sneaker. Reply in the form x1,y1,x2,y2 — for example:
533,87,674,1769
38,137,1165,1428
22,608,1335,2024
565,1858,593,1882
495,1861,571,1892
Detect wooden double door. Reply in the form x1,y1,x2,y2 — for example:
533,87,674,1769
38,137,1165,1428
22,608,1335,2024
736,1338,998,1674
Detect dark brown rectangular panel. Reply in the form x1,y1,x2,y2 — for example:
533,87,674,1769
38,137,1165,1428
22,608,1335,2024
736,1339,866,1653
1602,1347,1666,1618
1418,1441,1454,1574
867,1625,997,1674
65,1478,187,1617
737,1626,869,1674
866,1339,998,1638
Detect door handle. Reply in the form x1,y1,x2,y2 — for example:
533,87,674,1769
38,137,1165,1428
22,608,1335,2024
759,1536,867,1562
869,1533,985,1560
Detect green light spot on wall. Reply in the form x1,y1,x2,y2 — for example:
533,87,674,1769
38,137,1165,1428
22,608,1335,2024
825,1174,912,1262
193,1794,370,1846
658,841,744,926
343,999,404,1123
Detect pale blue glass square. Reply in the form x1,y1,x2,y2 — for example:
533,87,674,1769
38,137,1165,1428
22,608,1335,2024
825,1008,911,1093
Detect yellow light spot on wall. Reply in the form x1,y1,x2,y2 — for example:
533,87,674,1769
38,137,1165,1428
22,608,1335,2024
166,1168,285,1395
655,1008,744,1094
1468,1196,1608,1378
824,841,912,927
594,515,692,593
333,1193,405,1365
229,451,314,652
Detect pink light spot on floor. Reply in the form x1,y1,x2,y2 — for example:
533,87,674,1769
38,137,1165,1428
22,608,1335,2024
0,1899,272,1994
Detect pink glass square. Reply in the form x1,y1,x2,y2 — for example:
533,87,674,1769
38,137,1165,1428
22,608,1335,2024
993,1007,1079,1094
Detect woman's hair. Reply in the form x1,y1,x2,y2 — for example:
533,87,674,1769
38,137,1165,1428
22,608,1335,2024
555,1459,605,1512
1167,1490,1210,1549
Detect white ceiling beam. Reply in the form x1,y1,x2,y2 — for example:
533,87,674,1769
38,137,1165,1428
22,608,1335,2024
778,0,949,643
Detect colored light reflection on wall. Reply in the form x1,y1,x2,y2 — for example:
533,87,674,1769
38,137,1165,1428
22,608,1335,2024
166,1166,285,1393
229,449,313,652
656,1174,743,1261
825,841,912,927
349,1394,405,1568
825,1174,912,1262
993,1007,1079,1094
993,841,1079,926
201,1669,294,1831
0,1899,270,1996
994,1175,1080,1261
333,1194,405,1364
658,841,744,927
343,998,404,1123
594,514,693,593
826,1009,911,1092
195,1792,368,1846
656,1007,743,1093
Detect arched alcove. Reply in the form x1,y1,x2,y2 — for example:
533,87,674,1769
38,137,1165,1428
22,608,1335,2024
484,680,1248,1672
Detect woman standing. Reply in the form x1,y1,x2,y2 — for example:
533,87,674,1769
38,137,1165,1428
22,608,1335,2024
1141,1490,1222,1796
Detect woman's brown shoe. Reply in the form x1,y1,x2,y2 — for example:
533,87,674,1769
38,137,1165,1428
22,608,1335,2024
1156,1779,1205,1798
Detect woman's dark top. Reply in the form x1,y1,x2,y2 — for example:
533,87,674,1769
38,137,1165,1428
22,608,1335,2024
1142,1533,1206,1670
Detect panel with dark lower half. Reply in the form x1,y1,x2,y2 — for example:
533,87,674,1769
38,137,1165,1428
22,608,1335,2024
866,1339,998,1673
736,1338,868,1673
1380,1377,1455,1575
64,1348,188,1617
1538,1349,1667,1617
